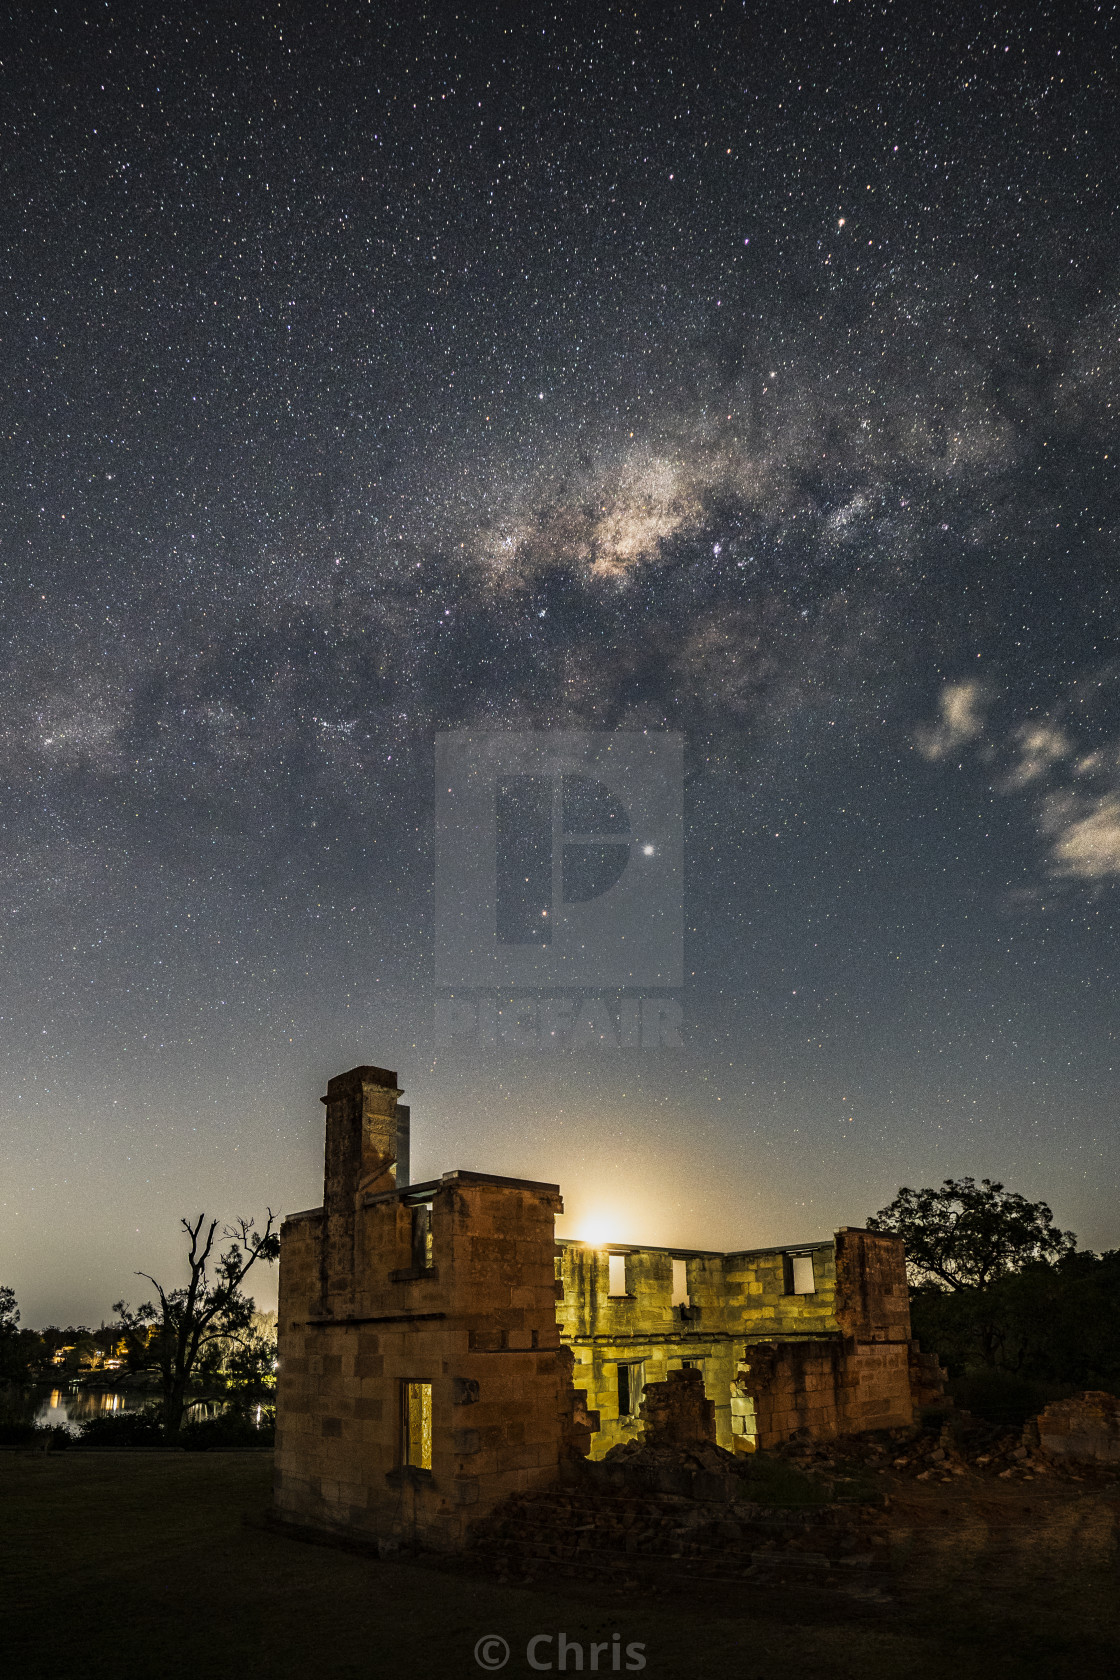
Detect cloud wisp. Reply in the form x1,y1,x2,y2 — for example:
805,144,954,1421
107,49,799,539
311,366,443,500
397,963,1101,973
918,678,1120,884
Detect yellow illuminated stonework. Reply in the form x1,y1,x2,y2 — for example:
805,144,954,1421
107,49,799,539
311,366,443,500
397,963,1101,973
403,1380,432,1470
556,1231,914,1457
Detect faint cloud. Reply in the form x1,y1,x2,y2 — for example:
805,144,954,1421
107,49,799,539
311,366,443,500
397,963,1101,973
921,680,1120,885
1003,723,1071,789
1042,793,1120,879
915,681,987,761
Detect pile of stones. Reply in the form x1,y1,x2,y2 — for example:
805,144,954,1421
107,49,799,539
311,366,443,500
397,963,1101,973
775,1413,1120,1486
463,1442,890,1600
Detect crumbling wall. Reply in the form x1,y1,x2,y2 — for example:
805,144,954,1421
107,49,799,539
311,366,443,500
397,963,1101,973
738,1334,914,1448
839,1339,915,1433
557,1237,847,1458
833,1228,911,1343
638,1367,716,1446
908,1339,949,1412
739,1341,845,1447
571,1341,739,1458
1035,1391,1120,1464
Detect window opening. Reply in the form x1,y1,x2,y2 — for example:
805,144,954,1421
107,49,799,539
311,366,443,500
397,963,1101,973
789,1253,815,1295
671,1257,690,1307
617,1361,644,1418
607,1253,628,1296
401,1380,432,1469
411,1203,434,1273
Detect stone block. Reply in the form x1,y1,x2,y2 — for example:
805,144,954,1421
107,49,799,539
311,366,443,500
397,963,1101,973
1037,1392,1120,1463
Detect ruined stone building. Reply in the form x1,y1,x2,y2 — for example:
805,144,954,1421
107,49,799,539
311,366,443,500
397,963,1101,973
274,1064,924,1549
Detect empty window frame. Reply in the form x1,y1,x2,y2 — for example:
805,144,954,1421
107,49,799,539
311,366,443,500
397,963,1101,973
617,1361,645,1418
783,1251,816,1295
401,1380,432,1470
607,1253,628,1296
410,1202,434,1273
671,1257,690,1307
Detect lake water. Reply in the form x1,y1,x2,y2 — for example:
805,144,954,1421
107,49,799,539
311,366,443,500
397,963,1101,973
33,1387,268,1433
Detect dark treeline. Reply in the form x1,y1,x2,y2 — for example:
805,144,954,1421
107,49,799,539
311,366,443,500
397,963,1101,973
869,1177,1120,1421
910,1251,1120,1417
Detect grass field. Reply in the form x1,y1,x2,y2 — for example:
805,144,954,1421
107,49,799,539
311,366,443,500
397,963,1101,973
1,1451,1118,1680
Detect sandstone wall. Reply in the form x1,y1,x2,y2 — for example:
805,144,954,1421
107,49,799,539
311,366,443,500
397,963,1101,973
1036,1391,1120,1464
737,1335,914,1448
275,1159,586,1549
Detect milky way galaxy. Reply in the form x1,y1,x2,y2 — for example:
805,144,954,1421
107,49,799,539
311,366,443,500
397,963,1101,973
3,4,1119,1320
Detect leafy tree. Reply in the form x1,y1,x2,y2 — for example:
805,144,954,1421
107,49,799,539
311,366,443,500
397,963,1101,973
867,1177,1076,1291
910,1249,1120,1386
0,1285,17,1333
114,1212,279,1434
0,1285,30,1381
195,1309,278,1395
0,1286,49,1382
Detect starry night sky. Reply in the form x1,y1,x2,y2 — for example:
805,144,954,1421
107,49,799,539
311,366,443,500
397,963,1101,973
4,2,1120,1323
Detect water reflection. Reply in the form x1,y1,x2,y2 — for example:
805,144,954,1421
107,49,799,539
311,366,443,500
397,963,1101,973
34,1388,231,1434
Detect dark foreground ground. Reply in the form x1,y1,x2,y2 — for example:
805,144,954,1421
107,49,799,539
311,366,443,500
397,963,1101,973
1,1451,1118,1680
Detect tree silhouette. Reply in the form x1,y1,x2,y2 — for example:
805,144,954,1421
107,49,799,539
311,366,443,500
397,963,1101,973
114,1211,279,1434
868,1177,1076,1292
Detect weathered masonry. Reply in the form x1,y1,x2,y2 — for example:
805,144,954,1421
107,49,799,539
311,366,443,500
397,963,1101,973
274,1064,923,1549
274,1065,591,1549
557,1230,917,1458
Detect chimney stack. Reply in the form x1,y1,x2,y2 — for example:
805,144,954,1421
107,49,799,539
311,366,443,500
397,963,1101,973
322,1064,407,1202
320,1064,408,1306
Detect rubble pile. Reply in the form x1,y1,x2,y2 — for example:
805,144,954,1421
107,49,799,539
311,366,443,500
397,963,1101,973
775,1411,1120,1486
588,1434,746,1499
464,1441,890,1600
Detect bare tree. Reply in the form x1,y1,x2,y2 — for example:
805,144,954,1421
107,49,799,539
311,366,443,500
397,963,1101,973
115,1212,280,1434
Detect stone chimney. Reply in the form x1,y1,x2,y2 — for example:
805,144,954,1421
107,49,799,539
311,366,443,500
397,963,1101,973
320,1064,408,1306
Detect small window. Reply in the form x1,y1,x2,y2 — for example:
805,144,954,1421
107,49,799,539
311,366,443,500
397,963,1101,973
607,1253,628,1296
617,1361,644,1418
411,1203,434,1273
786,1253,816,1295
671,1257,690,1307
401,1380,432,1469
